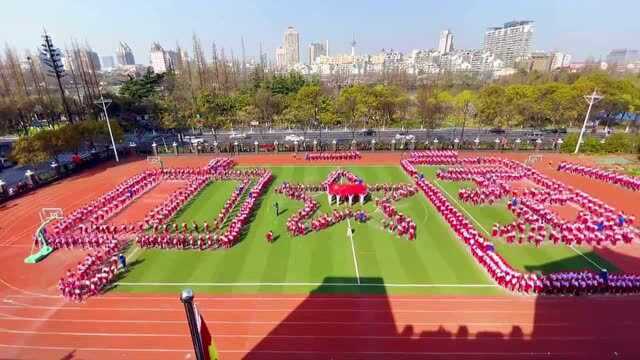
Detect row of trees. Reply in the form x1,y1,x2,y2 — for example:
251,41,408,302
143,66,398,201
11,120,123,165
140,70,640,133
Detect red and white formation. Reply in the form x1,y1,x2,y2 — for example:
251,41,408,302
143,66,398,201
404,152,640,295
57,239,123,302
412,173,540,293
277,183,320,236
51,158,261,301
409,150,459,165
557,161,640,192
213,179,250,229
305,151,361,161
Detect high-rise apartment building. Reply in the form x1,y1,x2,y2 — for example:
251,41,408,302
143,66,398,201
308,42,328,64
116,42,135,65
150,43,171,73
283,26,300,66
438,30,454,54
275,47,286,68
483,20,534,67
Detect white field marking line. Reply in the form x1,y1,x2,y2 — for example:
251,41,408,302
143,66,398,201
125,245,141,262
346,218,361,284
0,344,190,353
115,282,498,288
569,245,606,271
0,244,31,248
432,179,491,236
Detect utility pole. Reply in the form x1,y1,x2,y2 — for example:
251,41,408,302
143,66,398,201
94,86,119,162
575,89,604,154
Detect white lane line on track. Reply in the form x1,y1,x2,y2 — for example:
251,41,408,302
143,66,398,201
0,344,190,352
0,329,611,341
115,282,498,288
0,315,574,327
0,344,584,356
346,218,361,284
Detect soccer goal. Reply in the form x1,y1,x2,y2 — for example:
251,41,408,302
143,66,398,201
39,207,64,223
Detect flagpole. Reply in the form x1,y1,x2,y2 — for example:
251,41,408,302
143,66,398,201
180,288,207,360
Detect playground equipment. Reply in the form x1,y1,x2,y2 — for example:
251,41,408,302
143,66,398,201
24,208,63,264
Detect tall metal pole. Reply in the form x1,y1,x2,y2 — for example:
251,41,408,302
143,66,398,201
96,87,119,162
180,288,206,360
574,89,603,154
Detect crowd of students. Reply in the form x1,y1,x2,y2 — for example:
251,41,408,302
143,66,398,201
557,161,640,192
214,179,250,229
143,175,210,227
57,239,122,301
305,151,361,161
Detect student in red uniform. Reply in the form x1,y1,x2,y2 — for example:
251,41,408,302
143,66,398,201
266,230,274,243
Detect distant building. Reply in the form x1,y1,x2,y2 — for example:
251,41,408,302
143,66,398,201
101,56,115,70
308,42,328,64
438,30,454,54
606,49,639,71
283,26,300,66
116,42,135,65
550,52,572,70
65,48,101,72
275,47,286,68
483,20,534,67
149,43,170,73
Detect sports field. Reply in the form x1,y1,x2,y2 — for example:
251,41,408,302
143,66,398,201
117,165,504,295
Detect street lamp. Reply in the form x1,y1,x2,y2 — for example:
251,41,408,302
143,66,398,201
575,89,604,154
473,137,480,149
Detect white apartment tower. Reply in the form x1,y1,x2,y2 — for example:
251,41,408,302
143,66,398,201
149,43,170,73
283,26,300,66
438,30,454,54
483,21,534,67
275,47,286,68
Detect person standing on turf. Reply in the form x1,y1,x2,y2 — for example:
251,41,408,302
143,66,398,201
266,230,274,243
273,201,280,216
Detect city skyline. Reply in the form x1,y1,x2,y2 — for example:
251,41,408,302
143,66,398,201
1,0,639,65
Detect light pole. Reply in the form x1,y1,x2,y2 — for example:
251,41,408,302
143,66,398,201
575,89,604,154
95,87,119,162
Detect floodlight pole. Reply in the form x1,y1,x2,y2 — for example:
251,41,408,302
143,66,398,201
95,87,119,162
574,89,603,154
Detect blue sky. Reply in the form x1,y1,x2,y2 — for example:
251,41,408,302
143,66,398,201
2,0,638,63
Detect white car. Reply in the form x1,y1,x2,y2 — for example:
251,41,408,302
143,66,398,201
229,133,247,139
285,135,305,142
395,134,415,141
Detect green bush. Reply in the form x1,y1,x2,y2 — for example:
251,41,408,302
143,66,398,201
560,133,578,153
602,133,635,153
581,137,603,153
562,132,640,154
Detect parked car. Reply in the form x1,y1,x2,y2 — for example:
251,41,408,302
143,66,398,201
489,127,506,134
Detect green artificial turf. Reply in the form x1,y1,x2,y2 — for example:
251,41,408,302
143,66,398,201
115,165,503,295
418,166,619,274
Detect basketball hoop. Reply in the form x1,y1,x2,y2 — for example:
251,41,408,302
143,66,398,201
147,156,164,169
39,208,63,223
